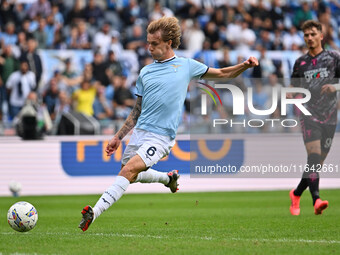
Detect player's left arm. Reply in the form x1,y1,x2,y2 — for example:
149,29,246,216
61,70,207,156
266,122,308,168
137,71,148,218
202,56,259,79
322,52,340,95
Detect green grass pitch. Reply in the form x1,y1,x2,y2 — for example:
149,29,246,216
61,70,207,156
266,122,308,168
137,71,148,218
1,190,340,255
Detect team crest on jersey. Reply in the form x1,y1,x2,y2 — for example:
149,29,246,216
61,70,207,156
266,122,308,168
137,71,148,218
312,59,317,66
171,64,181,72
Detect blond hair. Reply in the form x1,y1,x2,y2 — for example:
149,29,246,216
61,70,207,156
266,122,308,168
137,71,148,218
147,17,181,49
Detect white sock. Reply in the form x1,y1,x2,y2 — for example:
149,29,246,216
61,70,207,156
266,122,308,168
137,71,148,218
134,169,170,185
92,176,130,221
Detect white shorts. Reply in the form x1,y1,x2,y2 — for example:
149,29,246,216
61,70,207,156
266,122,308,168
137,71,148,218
122,128,176,167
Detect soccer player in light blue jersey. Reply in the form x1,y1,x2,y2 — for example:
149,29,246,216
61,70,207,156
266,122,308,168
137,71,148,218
79,17,258,231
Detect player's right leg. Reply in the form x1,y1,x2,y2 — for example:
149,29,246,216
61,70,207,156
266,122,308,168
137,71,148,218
290,118,322,215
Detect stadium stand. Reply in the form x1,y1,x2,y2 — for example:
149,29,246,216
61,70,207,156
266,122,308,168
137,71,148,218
0,0,340,136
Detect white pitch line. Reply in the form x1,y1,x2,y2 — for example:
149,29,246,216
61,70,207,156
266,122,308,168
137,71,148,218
1,232,339,244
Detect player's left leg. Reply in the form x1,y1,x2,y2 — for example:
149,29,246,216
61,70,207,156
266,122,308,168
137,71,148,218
79,155,147,231
313,124,336,214
290,140,321,215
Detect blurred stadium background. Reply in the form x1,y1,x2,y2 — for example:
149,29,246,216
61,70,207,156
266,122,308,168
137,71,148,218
1,0,340,194
1,1,340,254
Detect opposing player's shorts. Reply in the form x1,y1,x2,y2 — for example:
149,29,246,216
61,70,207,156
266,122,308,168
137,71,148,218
122,128,176,167
300,117,336,153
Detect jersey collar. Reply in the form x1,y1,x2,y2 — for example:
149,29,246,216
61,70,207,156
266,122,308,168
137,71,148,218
155,55,177,63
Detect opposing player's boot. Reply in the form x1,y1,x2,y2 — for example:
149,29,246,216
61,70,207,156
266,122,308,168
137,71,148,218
314,198,328,215
165,170,180,193
289,189,300,216
78,205,94,232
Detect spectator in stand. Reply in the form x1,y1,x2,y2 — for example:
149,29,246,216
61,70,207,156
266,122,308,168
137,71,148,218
65,0,85,26
13,3,27,27
282,26,304,50
270,0,285,30
51,4,64,29
93,22,112,55
125,24,146,51
256,29,274,50
53,29,67,49
6,59,36,119
42,77,60,118
93,84,114,123
66,26,80,49
257,46,276,80
218,47,232,69
28,0,52,19
20,19,34,41
193,39,219,68
182,19,205,53
62,58,77,79
21,38,43,87
226,17,242,50
33,17,48,49
0,45,19,120
234,0,252,23
237,20,256,52
293,1,313,28
83,0,104,27
109,30,123,57
0,22,17,48
92,51,110,87
0,0,17,30
106,50,124,79
149,0,174,21
0,45,19,88
77,20,91,49
120,0,147,27
45,15,57,48
272,29,284,50
16,31,28,55
112,75,134,120
203,21,223,50
72,80,97,117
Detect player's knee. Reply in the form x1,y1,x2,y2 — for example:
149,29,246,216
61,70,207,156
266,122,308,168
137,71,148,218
119,165,138,182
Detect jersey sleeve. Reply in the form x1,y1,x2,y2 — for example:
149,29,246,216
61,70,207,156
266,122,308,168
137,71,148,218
188,58,209,80
290,60,300,87
334,51,340,78
135,75,143,97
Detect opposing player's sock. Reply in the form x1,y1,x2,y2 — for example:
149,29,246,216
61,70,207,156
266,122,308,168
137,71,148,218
306,153,321,205
134,168,169,185
293,178,308,196
92,176,130,220
314,198,329,215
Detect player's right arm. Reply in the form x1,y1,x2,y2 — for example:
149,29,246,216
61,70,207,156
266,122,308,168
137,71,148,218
106,96,142,156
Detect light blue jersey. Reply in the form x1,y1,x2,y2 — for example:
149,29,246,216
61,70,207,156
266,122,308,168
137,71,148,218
135,56,208,139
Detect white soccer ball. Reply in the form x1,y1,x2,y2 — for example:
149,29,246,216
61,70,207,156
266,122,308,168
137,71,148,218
7,201,38,232
9,181,22,196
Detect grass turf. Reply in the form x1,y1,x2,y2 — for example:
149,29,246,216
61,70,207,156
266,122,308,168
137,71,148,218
1,189,340,255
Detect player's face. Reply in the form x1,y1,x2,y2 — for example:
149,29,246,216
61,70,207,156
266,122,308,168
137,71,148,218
147,31,172,61
303,27,323,50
